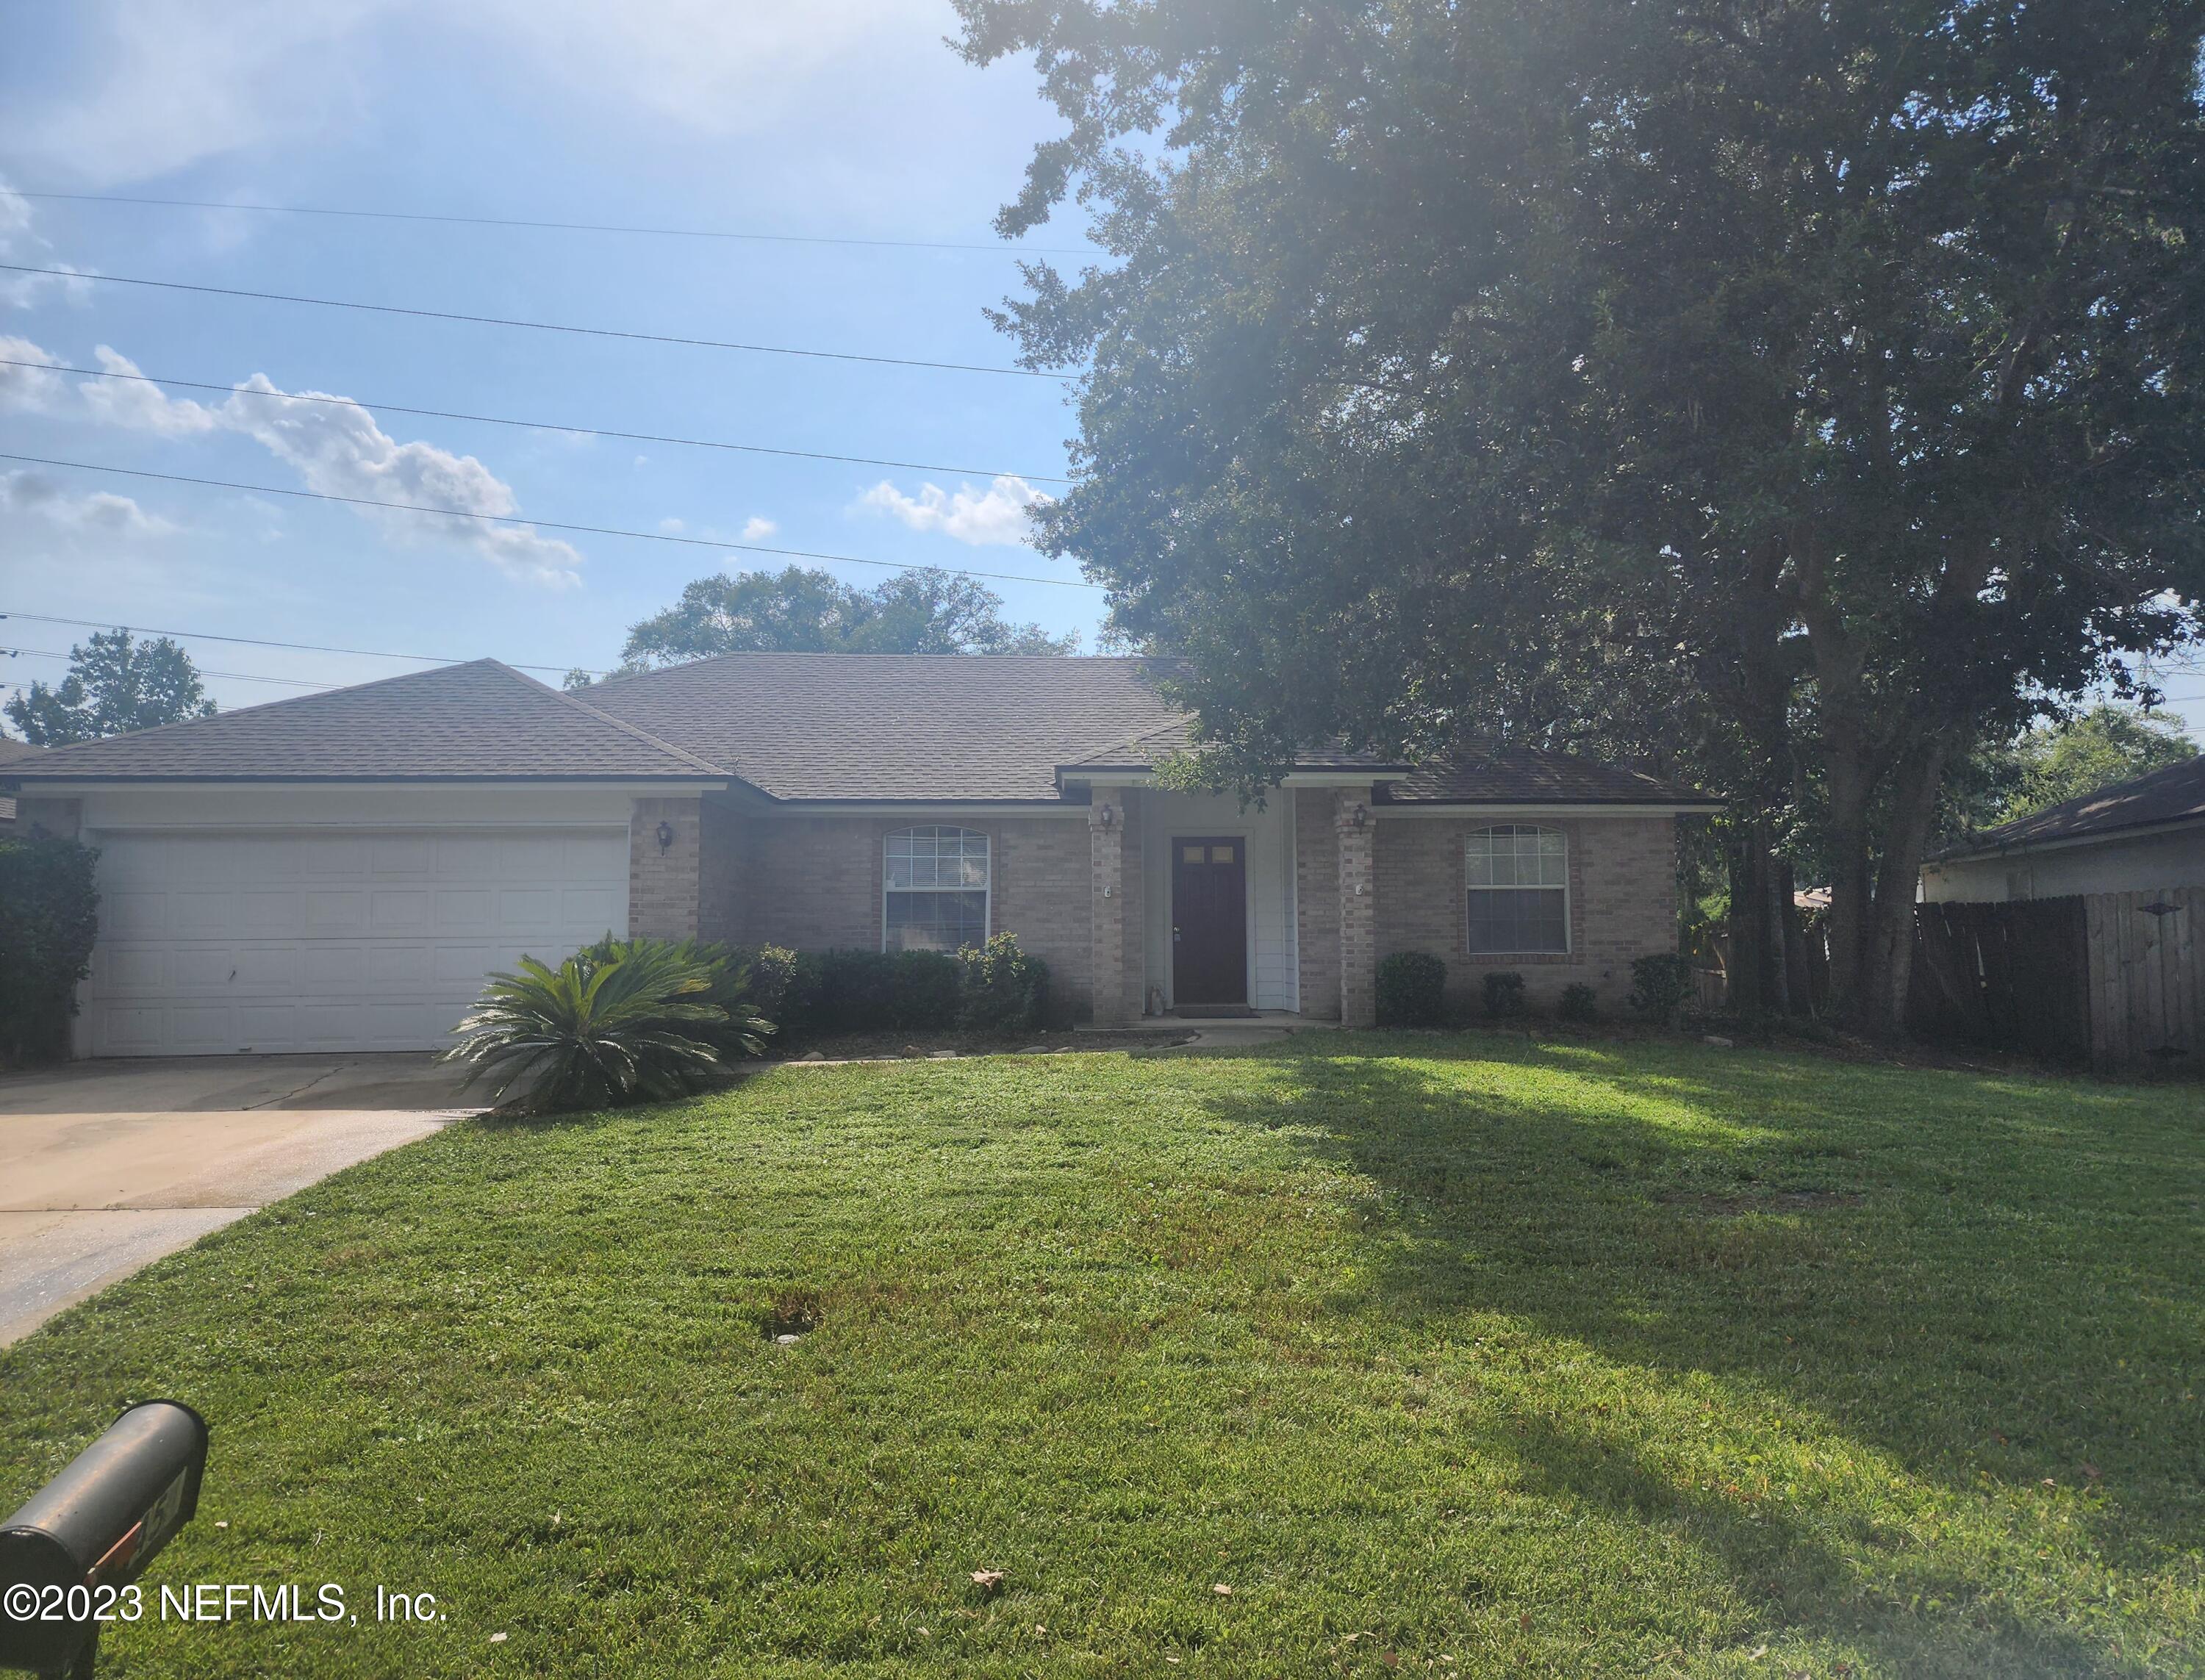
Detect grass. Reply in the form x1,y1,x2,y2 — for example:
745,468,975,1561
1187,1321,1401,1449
1,1032,2200,1677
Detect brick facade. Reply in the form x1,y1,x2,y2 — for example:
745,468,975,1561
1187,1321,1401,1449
1335,791,1377,1027
1088,798,1129,1024
725,811,1099,1019
674,797,1677,1025
1372,814,1677,1012
628,797,703,938
1295,789,1341,1019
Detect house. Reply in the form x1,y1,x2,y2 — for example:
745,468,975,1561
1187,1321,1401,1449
0,736,40,830
1,655,1714,1057
1922,754,2205,903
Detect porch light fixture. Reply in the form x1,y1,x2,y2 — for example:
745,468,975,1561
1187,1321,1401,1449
1097,802,1118,829
655,820,675,852
1349,802,1369,828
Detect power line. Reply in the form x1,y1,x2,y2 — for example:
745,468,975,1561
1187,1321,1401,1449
0,611,604,678
0,453,1104,591
9,188,1103,258
0,263,1067,380
0,354,1069,485
1,646,335,689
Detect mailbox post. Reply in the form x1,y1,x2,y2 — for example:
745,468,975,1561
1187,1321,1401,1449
0,1401,208,1679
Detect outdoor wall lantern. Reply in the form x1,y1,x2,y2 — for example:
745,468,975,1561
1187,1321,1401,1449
1097,802,1118,829
1349,802,1369,828
655,820,675,852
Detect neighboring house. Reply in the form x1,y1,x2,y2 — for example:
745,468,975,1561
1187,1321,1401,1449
1923,753,2205,903
1,656,1714,1058
0,736,42,829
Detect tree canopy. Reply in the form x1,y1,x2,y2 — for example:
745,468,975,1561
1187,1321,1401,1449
4,630,217,745
1960,703,2199,828
958,0,2205,1030
615,567,1077,670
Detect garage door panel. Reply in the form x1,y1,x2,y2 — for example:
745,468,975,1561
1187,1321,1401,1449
106,891,171,937
370,889,432,932
240,890,304,931
304,891,367,933
87,828,629,1054
434,887,495,930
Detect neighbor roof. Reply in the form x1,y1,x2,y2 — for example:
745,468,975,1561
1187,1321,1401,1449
1934,753,2205,860
1,660,724,782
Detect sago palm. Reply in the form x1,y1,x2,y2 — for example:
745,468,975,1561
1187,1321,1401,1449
444,941,731,1113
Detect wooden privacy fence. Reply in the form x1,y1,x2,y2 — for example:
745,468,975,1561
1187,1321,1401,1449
1908,889,2201,1078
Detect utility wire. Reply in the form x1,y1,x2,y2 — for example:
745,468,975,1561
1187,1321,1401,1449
0,611,606,678
0,263,1068,380
0,355,1069,484
0,453,1103,591
1,646,336,689
9,189,1103,257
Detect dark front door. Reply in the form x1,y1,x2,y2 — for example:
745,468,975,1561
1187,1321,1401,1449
1172,836,1248,1005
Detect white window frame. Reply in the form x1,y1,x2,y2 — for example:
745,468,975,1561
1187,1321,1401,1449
881,825,992,954
1464,824,1571,955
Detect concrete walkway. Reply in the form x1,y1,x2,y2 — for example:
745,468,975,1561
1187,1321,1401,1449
0,1054,476,1346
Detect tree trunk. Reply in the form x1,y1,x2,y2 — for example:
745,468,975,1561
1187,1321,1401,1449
1779,858,1813,1014
1860,733,1953,1036
1820,736,1877,1023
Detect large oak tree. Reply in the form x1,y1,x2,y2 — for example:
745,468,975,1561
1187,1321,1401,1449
957,0,2205,1033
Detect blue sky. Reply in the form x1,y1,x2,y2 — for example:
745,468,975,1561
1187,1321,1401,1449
0,0,1102,711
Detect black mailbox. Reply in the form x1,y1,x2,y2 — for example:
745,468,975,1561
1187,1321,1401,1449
0,1401,207,1676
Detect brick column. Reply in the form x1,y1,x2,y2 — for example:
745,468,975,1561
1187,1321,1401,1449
1336,791,1377,1027
1089,797,1130,1024
628,797,702,939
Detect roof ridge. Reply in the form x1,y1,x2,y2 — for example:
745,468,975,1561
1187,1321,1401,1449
1957,750,2204,850
484,660,736,778
1065,714,1199,767
589,649,1160,690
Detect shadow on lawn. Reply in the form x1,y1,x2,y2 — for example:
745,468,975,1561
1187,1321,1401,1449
1191,1033,2202,1674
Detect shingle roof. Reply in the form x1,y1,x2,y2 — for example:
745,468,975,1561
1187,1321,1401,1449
1,650,1715,807
1376,749,1716,806
2,660,723,782
0,738,42,766
1935,753,2205,859
583,653,1183,800
1064,717,1405,773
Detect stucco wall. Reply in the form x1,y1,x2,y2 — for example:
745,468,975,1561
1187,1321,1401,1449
1372,813,1678,1013
1921,824,2205,903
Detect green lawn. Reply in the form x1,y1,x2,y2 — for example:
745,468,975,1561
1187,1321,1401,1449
3,1034,2200,1677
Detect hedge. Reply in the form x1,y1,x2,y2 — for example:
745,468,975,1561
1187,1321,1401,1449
0,833,101,1066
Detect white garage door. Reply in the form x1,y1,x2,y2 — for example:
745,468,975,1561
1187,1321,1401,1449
86,829,630,1055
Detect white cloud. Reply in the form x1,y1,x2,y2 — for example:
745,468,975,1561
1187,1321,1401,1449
0,179,95,309
739,515,778,542
1,470,172,534
0,335,65,409
6,331,583,586
858,475,1049,547
220,374,582,587
77,345,219,434
0,0,949,187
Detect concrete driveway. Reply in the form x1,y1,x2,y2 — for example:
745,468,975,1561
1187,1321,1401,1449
0,1054,478,1346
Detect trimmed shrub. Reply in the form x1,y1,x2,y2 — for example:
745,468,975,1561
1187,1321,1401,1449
1376,951,1448,1027
445,938,736,1113
1482,971,1527,1019
958,931,1050,1032
0,834,100,1066
889,949,963,1030
1627,952,1693,1024
1558,982,1599,1023
740,944,800,1025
